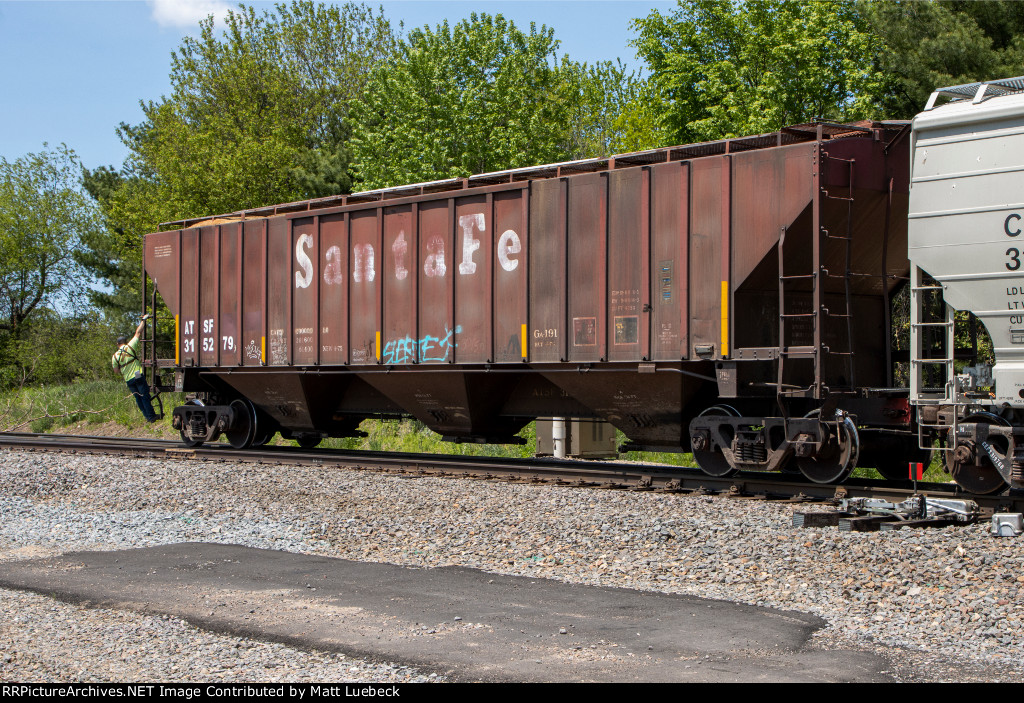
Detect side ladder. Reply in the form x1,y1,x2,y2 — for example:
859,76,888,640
777,224,819,397
776,148,860,400
141,273,166,420
819,154,858,393
909,266,955,448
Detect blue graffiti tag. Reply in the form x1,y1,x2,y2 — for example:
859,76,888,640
383,325,462,364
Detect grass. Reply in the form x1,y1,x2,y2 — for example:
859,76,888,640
0,381,702,466
0,380,955,484
320,418,537,457
0,378,186,435
618,429,699,467
324,422,697,466
852,450,950,483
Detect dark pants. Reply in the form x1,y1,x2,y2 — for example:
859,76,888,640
127,376,157,422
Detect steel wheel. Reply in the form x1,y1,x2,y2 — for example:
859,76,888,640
796,412,859,485
252,428,275,447
946,412,1010,495
225,399,257,450
692,405,739,478
179,399,205,448
297,435,322,449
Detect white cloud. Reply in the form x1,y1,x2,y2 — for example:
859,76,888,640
149,0,232,29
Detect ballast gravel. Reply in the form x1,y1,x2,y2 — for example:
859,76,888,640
1,448,1022,683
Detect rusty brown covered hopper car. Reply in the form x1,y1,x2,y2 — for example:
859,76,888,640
143,121,913,482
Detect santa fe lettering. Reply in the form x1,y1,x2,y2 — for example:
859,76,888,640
310,685,400,697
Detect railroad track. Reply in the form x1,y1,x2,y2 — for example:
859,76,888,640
3,431,1023,520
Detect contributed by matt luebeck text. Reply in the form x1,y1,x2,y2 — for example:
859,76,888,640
1,686,403,699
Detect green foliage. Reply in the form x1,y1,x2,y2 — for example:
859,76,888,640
631,0,883,143
864,0,1024,119
350,13,642,189
351,13,568,188
630,0,1024,144
78,1,396,328
0,378,184,433
77,166,140,330
0,144,100,333
612,430,697,466
559,59,658,158
621,448,698,467
0,145,114,394
0,311,120,390
852,448,949,483
100,1,395,237
320,418,538,457
609,79,673,153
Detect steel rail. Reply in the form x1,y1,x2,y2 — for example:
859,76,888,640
2,431,1022,515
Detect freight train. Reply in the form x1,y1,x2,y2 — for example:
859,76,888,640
140,76,1024,495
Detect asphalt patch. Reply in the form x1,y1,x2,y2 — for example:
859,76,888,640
0,543,891,682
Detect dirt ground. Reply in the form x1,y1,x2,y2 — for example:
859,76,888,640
56,419,179,441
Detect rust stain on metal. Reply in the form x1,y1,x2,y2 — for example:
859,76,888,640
145,122,910,452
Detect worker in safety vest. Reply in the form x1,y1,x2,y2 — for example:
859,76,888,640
113,314,157,423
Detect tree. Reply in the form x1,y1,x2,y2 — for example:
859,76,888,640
606,78,672,154
80,1,396,325
106,1,396,232
631,0,883,144
74,165,140,330
863,0,1024,119
0,310,117,389
560,60,666,158
0,144,99,334
350,13,637,189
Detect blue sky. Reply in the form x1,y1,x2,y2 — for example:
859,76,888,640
0,0,675,171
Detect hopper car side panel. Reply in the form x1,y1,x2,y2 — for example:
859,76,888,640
241,219,265,366
650,161,689,361
267,217,291,366
608,168,645,363
454,195,493,364
180,229,198,366
319,214,348,365
382,205,415,365
292,216,318,366
349,210,379,364
689,157,727,359
219,222,241,367
493,190,528,363
730,144,814,287
198,226,218,367
567,173,607,363
147,133,909,380
417,201,454,364
528,178,566,362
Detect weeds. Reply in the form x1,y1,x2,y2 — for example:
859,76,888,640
0,381,954,484
320,418,538,458
0,379,185,433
